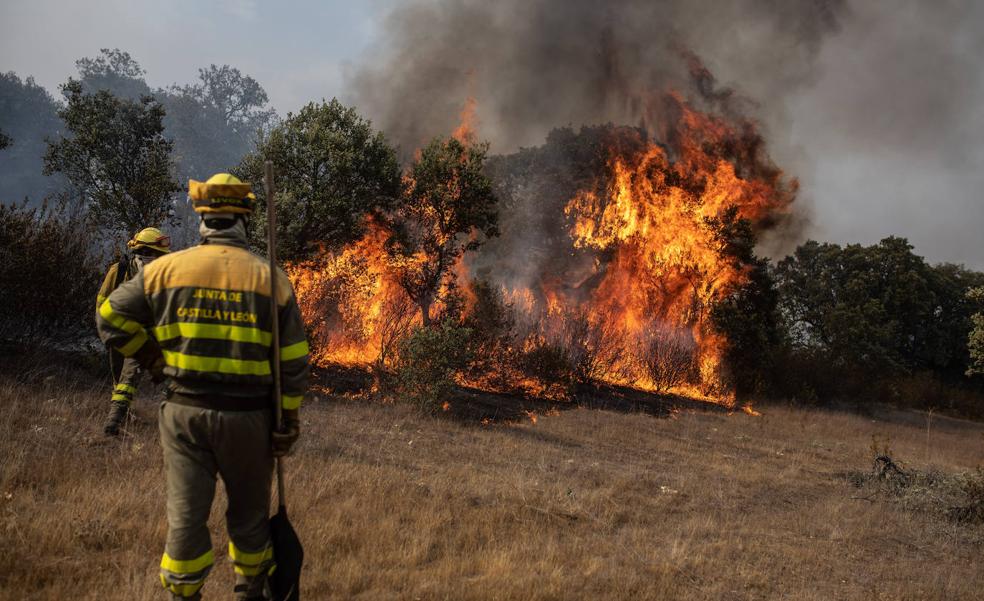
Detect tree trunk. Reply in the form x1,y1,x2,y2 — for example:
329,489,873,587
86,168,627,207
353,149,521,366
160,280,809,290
420,295,432,327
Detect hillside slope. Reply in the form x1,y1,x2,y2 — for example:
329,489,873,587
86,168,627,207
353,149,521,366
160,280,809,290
1,366,983,600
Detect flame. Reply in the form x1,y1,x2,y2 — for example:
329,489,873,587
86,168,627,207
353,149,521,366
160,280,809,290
486,93,792,404
452,96,478,144
287,219,416,367
742,404,762,417
287,91,791,408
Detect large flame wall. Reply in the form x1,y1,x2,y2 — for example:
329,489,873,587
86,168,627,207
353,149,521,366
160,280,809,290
287,92,793,403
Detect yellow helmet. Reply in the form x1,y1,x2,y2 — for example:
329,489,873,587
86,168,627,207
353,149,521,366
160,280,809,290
188,173,256,214
127,227,171,254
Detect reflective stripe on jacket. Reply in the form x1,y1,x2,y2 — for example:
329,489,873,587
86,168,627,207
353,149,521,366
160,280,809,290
95,231,309,409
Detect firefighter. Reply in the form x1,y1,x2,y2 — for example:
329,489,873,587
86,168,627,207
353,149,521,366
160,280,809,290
97,227,171,436
96,173,310,601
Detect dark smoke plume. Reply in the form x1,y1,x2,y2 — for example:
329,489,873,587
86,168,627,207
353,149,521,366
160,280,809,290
352,0,846,155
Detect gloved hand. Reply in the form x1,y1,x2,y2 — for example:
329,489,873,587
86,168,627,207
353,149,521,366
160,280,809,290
147,357,167,384
271,409,300,457
134,341,166,383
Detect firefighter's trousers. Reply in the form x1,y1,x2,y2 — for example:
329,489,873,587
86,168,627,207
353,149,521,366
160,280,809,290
158,401,275,600
110,351,142,405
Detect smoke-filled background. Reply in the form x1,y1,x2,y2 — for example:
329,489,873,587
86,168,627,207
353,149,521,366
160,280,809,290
353,0,843,151
350,0,984,267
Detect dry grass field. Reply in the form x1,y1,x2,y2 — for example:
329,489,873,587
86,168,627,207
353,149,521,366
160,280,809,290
2,359,983,600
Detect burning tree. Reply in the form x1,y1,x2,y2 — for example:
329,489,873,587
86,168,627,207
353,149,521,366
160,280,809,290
477,89,795,403
387,136,498,325
285,60,798,408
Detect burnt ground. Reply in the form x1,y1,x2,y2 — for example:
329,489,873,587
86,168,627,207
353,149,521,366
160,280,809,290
310,363,731,425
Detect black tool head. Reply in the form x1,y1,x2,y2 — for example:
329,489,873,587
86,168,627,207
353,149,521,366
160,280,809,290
270,505,304,601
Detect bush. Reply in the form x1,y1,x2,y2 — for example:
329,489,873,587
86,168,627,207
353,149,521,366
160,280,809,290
0,201,103,345
638,325,697,393
462,280,517,387
969,287,984,376
515,337,575,397
847,460,984,526
555,310,631,386
391,320,472,413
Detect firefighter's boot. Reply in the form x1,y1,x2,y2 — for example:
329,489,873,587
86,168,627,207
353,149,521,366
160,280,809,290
103,400,130,436
234,575,271,600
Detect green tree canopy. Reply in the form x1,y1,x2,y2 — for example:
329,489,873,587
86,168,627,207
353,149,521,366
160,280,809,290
389,136,499,325
775,237,983,376
707,206,781,400
968,287,984,376
43,80,180,234
238,99,401,260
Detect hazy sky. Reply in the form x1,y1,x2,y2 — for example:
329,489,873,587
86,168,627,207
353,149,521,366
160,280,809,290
0,0,388,112
2,0,981,268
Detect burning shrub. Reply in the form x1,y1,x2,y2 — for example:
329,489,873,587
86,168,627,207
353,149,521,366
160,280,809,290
391,320,473,413
514,337,575,398
0,200,103,345
388,136,499,326
556,309,633,387
292,253,375,350
638,325,698,394
287,221,416,369
462,279,518,387
474,102,795,402
507,306,635,397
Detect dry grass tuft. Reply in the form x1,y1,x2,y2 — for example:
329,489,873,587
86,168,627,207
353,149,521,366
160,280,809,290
2,360,984,600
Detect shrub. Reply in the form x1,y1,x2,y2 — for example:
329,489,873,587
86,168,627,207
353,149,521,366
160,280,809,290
0,200,103,345
555,310,631,386
638,325,697,393
515,337,575,397
847,460,984,526
392,320,472,413
462,280,517,387
969,287,984,376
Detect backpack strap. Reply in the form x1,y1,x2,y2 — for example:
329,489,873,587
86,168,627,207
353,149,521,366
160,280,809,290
113,254,130,288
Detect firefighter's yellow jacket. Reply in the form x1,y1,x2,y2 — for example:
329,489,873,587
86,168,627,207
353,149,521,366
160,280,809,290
95,227,309,409
96,256,140,309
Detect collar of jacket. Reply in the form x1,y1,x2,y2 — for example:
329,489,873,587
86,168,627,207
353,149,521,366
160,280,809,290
200,218,249,249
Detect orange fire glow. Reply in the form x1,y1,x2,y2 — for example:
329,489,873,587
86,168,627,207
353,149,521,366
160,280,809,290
287,220,415,368
286,91,791,407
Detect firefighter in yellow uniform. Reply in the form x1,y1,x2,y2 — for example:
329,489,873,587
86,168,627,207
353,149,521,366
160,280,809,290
96,174,310,601
96,227,172,435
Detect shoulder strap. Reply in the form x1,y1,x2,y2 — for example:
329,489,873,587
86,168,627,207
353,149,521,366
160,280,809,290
113,255,129,289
